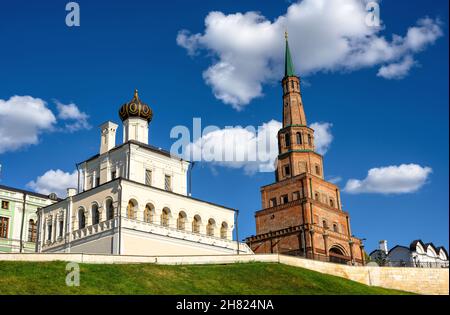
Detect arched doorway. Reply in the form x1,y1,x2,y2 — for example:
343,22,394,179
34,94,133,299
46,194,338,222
105,198,114,220
192,215,201,234
78,208,86,229
177,211,187,230
220,222,228,239
127,200,137,219
92,203,100,225
144,203,155,223
328,246,350,265
206,218,215,237
161,207,170,227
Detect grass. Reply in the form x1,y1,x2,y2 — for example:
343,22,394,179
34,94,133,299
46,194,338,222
0,261,412,295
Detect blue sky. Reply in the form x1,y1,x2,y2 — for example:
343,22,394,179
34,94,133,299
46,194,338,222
0,0,448,252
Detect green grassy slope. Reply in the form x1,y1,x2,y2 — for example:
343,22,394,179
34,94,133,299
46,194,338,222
0,261,411,295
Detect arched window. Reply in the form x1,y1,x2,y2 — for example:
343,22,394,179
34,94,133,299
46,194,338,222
296,132,302,144
220,222,228,239
28,219,37,242
92,203,100,225
161,208,170,227
144,204,155,223
322,220,328,229
314,192,320,201
47,222,52,241
105,199,114,220
329,198,334,208
285,133,291,147
315,165,321,176
78,209,86,229
206,219,215,237
177,211,187,230
291,81,294,89
308,134,312,145
127,200,137,219
333,223,339,233
58,219,64,238
192,215,201,234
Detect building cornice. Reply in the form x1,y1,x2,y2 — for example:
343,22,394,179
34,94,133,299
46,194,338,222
77,139,188,166
121,178,237,213
0,184,60,201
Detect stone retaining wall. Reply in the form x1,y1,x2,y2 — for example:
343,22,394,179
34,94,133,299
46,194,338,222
279,255,449,295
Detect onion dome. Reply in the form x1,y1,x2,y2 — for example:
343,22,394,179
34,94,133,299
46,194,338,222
119,89,153,122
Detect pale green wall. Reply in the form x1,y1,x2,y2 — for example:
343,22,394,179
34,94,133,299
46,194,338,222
1,188,53,253
0,196,16,252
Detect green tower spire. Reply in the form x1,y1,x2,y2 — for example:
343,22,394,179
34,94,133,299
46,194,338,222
284,31,295,77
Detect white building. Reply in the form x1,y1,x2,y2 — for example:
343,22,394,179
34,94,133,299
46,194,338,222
369,239,448,268
37,90,252,256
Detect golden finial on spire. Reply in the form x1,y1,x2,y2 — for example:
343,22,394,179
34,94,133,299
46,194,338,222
134,89,139,99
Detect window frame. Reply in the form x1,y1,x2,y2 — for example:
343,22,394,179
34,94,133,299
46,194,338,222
315,164,321,176
0,216,9,238
59,220,64,238
333,223,339,233
283,165,291,177
28,219,37,242
296,132,302,145
145,169,152,186
1,200,9,210
47,223,52,241
285,133,291,147
164,174,172,191
269,198,277,207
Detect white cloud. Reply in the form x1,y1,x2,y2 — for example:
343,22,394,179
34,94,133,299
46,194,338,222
185,120,332,174
27,169,78,198
327,176,342,184
177,0,442,109
343,164,432,194
186,120,281,174
310,122,333,154
0,96,56,153
0,96,90,154
377,55,415,79
56,101,91,132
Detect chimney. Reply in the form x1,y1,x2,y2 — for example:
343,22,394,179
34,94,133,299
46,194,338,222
67,188,77,197
379,240,388,254
100,121,118,154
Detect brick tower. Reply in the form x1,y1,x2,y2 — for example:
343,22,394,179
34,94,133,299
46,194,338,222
246,33,364,265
